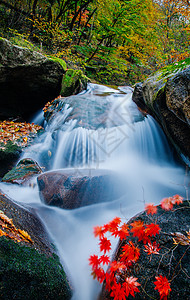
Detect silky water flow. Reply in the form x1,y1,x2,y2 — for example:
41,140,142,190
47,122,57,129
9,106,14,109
0,83,189,300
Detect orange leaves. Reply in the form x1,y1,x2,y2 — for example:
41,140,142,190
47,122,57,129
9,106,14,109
161,195,183,211
0,210,33,244
171,231,190,246
154,275,171,299
145,203,157,215
0,120,43,148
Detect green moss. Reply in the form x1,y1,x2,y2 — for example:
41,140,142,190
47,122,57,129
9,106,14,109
2,158,41,183
0,237,72,300
61,69,89,97
48,56,67,71
0,141,21,162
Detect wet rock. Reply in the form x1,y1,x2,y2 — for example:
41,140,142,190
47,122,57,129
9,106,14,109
0,190,72,299
0,38,64,120
43,86,112,130
2,158,42,185
132,59,190,163
37,169,126,209
61,69,89,97
132,82,146,111
100,201,190,300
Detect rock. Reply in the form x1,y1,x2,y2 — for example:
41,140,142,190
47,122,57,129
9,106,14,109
100,201,190,300
0,141,22,178
61,69,89,97
132,59,190,163
0,38,64,120
2,158,42,184
0,189,72,299
37,169,126,209
43,88,112,130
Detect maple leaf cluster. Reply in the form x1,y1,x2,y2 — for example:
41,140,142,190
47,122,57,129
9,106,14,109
0,121,43,149
89,194,184,300
0,209,33,244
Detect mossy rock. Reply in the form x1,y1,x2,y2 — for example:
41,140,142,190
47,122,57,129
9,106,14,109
0,141,22,177
48,56,67,71
61,69,89,97
0,237,72,300
2,158,42,184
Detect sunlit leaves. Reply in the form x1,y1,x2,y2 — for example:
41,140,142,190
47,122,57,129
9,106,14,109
0,121,43,149
0,209,33,244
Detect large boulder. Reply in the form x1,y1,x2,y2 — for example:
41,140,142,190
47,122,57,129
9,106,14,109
0,38,64,120
0,189,72,299
132,59,190,163
37,169,126,209
100,201,190,300
43,84,113,130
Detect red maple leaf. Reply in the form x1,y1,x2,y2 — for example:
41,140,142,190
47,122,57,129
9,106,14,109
117,223,130,240
145,223,160,237
99,237,111,254
93,267,106,283
130,220,145,241
171,194,183,205
161,197,173,210
120,241,140,264
99,254,110,265
123,276,141,297
154,275,171,299
107,217,121,233
93,225,106,238
89,254,100,269
145,203,157,215
109,261,126,274
144,241,160,255
110,282,126,300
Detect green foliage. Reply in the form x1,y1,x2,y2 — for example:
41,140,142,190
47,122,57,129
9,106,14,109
0,0,189,85
0,237,72,300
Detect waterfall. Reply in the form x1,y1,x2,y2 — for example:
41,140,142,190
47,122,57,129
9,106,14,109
0,83,188,300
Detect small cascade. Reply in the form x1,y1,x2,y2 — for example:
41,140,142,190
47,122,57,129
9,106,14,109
0,83,189,300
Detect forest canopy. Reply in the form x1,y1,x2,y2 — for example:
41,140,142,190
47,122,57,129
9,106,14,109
0,0,189,84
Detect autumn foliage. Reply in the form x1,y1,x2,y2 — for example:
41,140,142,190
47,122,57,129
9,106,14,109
89,195,185,299
0,208,33,244
0,121,43,148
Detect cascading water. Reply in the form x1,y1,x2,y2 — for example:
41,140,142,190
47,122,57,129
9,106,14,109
0,83,189,300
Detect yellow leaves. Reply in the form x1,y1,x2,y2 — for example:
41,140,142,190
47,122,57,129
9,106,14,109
0,210,33,244
0,121,43,148
172,231,190,246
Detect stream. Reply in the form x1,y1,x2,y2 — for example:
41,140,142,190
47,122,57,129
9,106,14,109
0,83,189,300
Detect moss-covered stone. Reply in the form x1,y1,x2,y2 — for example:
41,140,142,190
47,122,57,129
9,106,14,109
0,237,72,300
48,56,67,71
0,38,64,120
61,69,89,97
2,158,42,184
